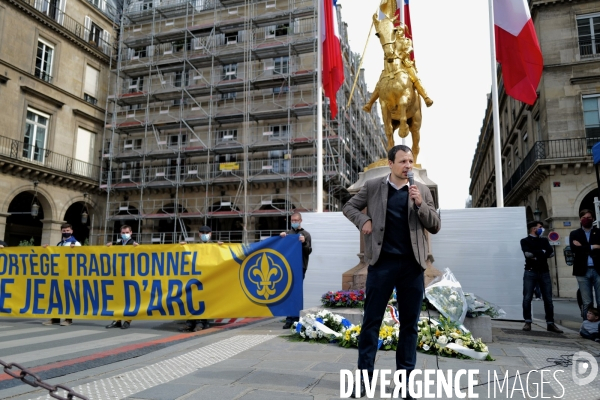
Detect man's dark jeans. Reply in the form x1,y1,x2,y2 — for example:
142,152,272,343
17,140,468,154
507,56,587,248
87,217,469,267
523,270,554,324
358,253,424,373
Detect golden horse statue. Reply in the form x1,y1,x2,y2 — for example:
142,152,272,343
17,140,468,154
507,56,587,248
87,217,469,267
363,7,432,165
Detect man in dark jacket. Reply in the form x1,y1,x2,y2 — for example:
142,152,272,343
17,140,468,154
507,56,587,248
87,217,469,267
569,209,600,320
280,212,312,329
105,225,138,329
520,221,563,333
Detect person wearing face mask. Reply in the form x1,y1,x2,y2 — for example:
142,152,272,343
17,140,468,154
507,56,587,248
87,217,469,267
279,212,312,330
105,225,139,329
569,209,600,320
42,223,81,326
179,225,222,332
520,221,563,333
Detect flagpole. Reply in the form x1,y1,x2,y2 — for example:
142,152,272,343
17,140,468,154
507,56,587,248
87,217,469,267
488,0,504,208
399,0,406,146
317,0,324,213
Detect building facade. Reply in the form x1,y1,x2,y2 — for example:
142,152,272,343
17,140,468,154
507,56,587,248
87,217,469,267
469,0,600,297
0,0,118,246
100,0,386,244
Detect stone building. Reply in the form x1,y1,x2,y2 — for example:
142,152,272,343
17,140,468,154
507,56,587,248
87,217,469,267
0,0,118,246
469,0,600,297
100,0,386,244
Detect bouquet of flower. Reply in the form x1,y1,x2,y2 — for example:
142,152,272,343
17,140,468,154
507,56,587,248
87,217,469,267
417,316,491,360
378,324,399,350
465,293,506,318
425,268,468,323
321,290,365,308
291,310,352,343
340,325,361,348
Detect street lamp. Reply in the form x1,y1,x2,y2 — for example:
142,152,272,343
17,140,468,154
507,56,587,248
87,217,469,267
31,181,39,218
533,208,542,221
81,193,89,224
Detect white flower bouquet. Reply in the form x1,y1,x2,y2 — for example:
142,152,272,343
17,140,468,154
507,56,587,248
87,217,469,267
465,293,506,318
425,268,468,324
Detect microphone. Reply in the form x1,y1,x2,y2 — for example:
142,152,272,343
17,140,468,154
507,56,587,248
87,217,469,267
407,171,414,186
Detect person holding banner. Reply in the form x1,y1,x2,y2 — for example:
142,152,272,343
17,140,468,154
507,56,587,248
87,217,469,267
280,212,312,329
105,225,139,330
179,225,222,332
42,223,81,326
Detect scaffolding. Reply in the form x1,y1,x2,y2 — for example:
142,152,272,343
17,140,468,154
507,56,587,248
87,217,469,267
100,0,386,244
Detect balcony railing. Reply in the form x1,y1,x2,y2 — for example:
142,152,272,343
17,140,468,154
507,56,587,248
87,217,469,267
0,134,100,180
503,137,600,197
18,0,113,56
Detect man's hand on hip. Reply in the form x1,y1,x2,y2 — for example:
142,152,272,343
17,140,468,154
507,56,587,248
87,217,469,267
362,220,372,235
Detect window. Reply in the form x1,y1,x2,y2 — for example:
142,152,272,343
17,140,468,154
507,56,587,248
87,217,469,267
84,65,99,105
217,129,237,143
577,14,600,57
174,71,189,88
583,96,600,139
143,0,153,10
172,40,191,53
89,22,103,46
222,64,237,80
266,23,289,39
269,150,290,173
522,132,529,155
133,46,147,59
273,86,289,94
268,124,289,140
35,39,54,83
226,32,238,45
75,128,95,167
168,134,188,146
221,92,237,100
23,108,49,162
129,76,144,93
124,138,143,150
273,57,289,74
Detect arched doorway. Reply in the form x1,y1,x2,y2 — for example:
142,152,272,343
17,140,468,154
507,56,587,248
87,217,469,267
63,202,91,245
536,196,549,222
157,203,190,244
5,192,45,246
579,188,599,219
208,201,243,242
525,206,534,222
254,198,294,240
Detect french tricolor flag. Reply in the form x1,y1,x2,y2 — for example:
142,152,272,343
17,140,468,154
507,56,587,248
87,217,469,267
493,0,543,105
321,0,344,119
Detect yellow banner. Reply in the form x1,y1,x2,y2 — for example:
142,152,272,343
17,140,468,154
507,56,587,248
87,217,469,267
0,237,303,320
219,162,239,170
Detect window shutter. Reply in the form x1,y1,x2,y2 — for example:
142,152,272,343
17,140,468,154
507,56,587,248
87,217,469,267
76,128,94,164
102,30,111,54
58,0,67,25
84,65,99,97
84,16,91,41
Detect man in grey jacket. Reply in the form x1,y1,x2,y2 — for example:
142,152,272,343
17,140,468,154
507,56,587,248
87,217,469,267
343,144,440,398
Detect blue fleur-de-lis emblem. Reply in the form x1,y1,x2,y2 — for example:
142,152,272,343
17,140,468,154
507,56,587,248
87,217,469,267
239,249,292,304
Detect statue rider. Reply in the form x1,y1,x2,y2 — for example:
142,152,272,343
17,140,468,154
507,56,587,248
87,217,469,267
363,22,433,112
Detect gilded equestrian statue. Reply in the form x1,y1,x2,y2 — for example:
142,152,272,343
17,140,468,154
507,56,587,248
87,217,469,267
363,0,433,165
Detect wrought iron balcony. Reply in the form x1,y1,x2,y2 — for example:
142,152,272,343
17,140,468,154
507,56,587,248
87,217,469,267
15,0,114,56
503,137,600,198
0,134,100,181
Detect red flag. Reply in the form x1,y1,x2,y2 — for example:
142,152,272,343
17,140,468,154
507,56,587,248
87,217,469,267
493,0,543,105
321,0,344,119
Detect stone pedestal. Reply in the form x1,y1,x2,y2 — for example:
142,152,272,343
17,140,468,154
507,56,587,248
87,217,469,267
342,165,441,290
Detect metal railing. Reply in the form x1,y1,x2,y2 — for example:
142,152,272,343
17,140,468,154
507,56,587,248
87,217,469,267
503,137,600,197
18,0,114,56
0,134,100,180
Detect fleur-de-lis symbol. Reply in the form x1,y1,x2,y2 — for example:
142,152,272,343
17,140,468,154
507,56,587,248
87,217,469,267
248,254,283,300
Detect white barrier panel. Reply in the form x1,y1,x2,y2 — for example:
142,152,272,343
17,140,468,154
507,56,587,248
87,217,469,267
430,207,527,320
300,212,360,308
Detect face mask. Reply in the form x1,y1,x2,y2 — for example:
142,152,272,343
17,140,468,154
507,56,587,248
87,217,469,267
291,222,300,229
62,232,72,238
121,233,131,241
201,234,210,242
535,228,544,236
582,217,594,229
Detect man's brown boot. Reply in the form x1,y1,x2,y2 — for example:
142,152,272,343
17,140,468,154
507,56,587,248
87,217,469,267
547,323,563,334
522,322,531,331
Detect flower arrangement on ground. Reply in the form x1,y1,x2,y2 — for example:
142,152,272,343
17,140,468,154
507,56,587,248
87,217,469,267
417,316,492,361
291,309,352,343
465,293,506,318
321,290,365,308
